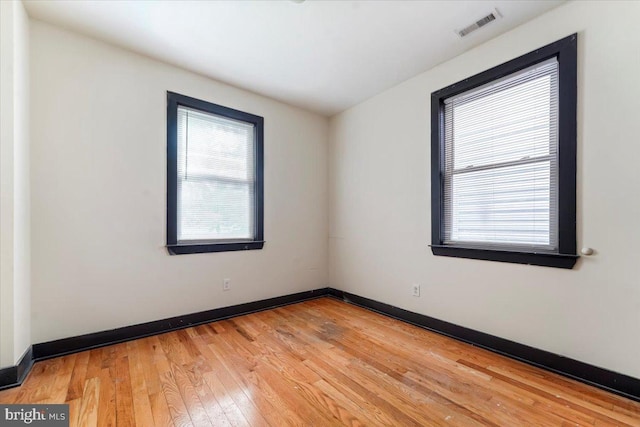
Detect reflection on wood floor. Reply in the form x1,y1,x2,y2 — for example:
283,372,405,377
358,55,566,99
1,297,639,426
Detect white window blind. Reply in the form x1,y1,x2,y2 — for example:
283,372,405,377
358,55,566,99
176,106,256,242
443,58,559,251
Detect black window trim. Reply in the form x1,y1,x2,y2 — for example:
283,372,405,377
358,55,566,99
430,34,578,269
166,91,264,255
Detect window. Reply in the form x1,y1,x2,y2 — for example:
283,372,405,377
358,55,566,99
167,92,264,255
430,34,578,268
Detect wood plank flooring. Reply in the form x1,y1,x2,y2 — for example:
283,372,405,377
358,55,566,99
1,297,639,426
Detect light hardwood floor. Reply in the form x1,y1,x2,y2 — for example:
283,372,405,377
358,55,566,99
1,298,639,426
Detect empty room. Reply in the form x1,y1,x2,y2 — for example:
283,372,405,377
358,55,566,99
1,0,639,425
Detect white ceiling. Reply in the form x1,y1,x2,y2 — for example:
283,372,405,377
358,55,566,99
24,0,564,116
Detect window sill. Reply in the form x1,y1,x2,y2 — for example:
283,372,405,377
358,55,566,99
430,245,578,269
167,241,265,255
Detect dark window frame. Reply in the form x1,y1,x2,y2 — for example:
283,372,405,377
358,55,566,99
430,34,578,269
166,92,264,255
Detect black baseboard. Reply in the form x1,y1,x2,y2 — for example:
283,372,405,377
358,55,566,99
32,288,331,361
1,288,329,390
0,346,34,391
328,289,640,402
2,286,639,403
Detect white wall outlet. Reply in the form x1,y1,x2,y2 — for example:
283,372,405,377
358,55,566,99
412,284,421,297
223,278,231,291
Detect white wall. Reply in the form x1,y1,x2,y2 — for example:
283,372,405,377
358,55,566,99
30,21,329,344
0,0,31,368
329,0,640,379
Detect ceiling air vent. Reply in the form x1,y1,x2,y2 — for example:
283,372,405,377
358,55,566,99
456,9,502,38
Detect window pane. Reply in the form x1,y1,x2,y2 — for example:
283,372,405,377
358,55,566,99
452,76,554,170
446,59,558,171
178,179,254,241
446,161,553,247
176,105,256,242
443,58,558,251
177,107,255,181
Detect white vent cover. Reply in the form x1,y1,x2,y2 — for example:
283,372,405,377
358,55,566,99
456,9,502,37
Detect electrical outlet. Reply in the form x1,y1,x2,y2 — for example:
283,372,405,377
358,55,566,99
412,284,420,297
223,278,231,291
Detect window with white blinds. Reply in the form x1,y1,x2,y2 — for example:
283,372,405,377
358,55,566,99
430,34,578,268
177,107,255,242
443,58,559,251
167,92,264,255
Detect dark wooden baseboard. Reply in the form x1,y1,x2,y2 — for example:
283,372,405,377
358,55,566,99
327,288,640,402
1,288,331,390
32,288,331,361
0,346,33,391
2,286,639,403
